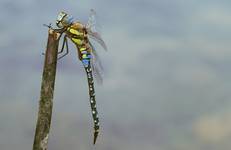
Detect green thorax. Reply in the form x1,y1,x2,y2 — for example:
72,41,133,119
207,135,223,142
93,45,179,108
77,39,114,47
67,27,85,46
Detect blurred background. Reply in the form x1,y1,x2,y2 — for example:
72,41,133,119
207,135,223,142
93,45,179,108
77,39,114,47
0,0,231,150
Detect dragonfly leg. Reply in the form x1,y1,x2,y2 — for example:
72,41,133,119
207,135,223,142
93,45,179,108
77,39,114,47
43,23,68,34
43,23,53,29
58,35,67,54
58,35,69,60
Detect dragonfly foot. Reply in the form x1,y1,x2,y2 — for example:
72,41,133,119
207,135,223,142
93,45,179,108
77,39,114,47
43,23,53,29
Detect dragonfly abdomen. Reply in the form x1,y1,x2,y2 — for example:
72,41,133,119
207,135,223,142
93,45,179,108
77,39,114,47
85,66,100,144
82,54,100,144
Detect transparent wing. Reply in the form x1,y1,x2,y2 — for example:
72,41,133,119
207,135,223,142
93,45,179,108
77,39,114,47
86,9,108,51
86,9,100,33
90,42,104,85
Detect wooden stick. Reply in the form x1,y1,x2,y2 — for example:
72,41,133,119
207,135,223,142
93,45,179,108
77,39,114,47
33,29,61,150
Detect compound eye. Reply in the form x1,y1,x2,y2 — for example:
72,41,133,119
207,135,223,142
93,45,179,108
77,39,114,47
57,12,66,21
56,12,67,28
57,15,63,21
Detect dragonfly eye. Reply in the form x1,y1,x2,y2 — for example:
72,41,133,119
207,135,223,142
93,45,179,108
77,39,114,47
56,11,68,28
57,12,66,21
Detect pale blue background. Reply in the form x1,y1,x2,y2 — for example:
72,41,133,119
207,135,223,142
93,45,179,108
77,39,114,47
0,0,231,150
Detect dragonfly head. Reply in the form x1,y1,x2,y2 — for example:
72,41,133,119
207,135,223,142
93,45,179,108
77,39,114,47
56,11,74,28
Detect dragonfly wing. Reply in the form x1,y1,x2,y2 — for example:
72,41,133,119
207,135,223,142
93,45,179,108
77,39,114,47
86,9,98,30
86,9,108,51
90,42,104,85
87,30,108,51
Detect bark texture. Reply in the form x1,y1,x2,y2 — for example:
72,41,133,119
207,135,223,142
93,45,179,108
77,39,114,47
33,29,60,150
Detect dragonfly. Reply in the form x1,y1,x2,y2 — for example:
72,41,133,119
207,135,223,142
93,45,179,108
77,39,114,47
48,9,107,144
